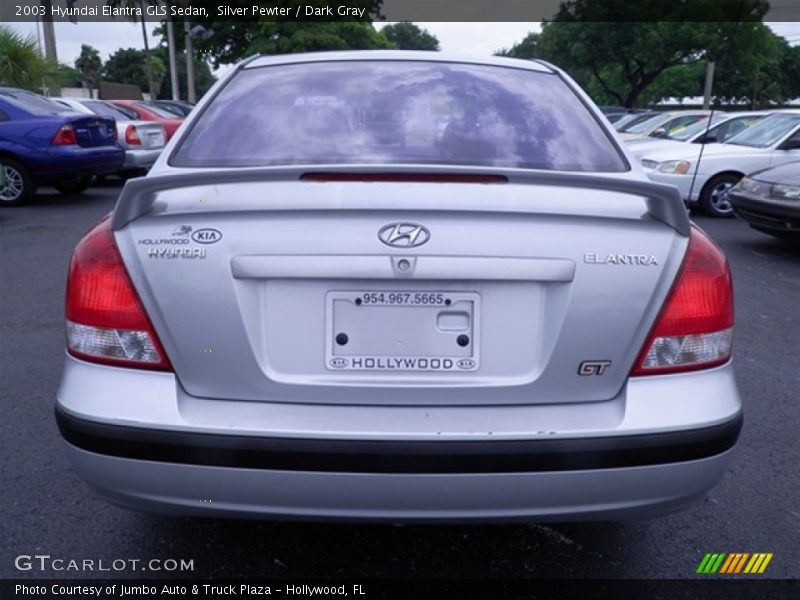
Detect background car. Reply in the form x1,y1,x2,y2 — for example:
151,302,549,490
56,51,740,523
618,110,712,140
598,105,629,123
730,161,800,240
626,112,767,159
641,111,800,217
0,88,123,206
613,111,658,132
52,97,167,179
150,99,194,117
107,99,183,140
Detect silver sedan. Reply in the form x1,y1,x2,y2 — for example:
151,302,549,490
52,97,166,178
55,51,741,522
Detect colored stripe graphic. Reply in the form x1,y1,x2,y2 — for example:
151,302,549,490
734,553,750,573
697,553,727,574
700,552,773,574
744,553,774,574
720,553,750,573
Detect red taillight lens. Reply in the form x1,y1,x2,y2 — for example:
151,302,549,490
124,124,141,146
632,226,733,376
65,217,171,371
52,124,78,145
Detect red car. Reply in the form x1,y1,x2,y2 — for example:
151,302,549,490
108,100,183,140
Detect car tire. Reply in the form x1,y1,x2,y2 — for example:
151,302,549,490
0,157,35,206
118,169,148,181
700,174,741,218
54,176,94,195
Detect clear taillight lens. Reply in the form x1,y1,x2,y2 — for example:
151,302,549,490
632,226,733,375
65,217,171,370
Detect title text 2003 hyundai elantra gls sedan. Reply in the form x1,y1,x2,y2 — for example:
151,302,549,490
56,52,741,522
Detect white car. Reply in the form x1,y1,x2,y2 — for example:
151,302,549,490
641,111,800,217
618,110,712,141
52,97,167,178
626,112,767,159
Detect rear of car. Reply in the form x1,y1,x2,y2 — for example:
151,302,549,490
0,88,124,205
52,98,167,177
108,100,183,141
55,52,741,521
78,100,166,176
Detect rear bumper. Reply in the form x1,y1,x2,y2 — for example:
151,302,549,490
56,405,741,474
122,148,161,170
55,356,742,521
30,146,125,181
61,443,737,522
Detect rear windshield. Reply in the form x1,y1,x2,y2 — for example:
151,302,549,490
83,100,131,120
172,61,627,172
0,90,74,115
140,102,180,119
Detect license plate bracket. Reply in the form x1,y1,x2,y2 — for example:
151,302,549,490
325,291,480,372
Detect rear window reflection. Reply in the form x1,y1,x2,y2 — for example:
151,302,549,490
172,61,627,173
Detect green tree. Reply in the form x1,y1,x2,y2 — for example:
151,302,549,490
0,25,50,90
381,22,439,51
51,63,82,88
101,48,167,97
496,32,540,59
710,32,800,107
498,0,773,108
245,21,391,57
187,0,386,67
74,44,102,90
153,46,216,101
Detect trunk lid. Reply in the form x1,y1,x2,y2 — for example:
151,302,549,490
134,122,167,150
67,116,117,148
114,172,687,406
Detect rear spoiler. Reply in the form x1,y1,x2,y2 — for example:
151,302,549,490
111,166,690,236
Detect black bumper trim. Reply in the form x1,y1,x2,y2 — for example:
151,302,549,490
55,406,742,474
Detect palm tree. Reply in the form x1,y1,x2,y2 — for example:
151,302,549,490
0,25,50,90
104,0,160,97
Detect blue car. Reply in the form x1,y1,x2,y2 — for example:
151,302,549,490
0,88,124,205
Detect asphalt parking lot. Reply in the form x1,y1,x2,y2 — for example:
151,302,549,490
1,181,798,580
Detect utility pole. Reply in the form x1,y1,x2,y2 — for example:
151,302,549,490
42,19,57,63
139,0,154,99
702,61,715,110
40,0,57,63
184,21,197,104
166,17,180,101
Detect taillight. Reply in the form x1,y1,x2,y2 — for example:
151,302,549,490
124,124,141,146
632,226,733,376
65,217,171,371
52,124,78,145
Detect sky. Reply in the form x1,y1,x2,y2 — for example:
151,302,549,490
5,21,799,77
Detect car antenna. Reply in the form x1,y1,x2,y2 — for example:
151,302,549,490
687,12,747,204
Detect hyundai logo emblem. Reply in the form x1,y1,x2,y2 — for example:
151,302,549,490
378,223,431,248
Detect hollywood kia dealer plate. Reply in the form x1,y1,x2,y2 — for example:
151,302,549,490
325,291,480,371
